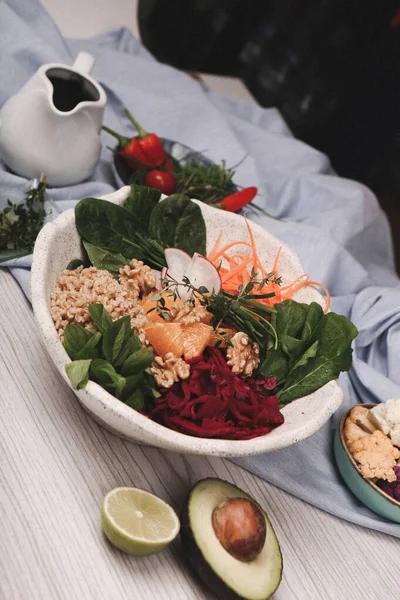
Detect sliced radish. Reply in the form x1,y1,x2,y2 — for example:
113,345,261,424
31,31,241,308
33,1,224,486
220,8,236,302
162,248,221,299
164,248,192,282
186,253,221,294
152,269,162,290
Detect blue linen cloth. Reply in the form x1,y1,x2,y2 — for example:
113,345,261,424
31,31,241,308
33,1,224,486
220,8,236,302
1,0,399,537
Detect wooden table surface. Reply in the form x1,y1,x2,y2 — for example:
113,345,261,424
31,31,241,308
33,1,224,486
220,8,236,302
0,269,398,600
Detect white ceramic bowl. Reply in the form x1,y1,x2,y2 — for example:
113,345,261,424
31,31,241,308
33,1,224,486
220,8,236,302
31,186,343,457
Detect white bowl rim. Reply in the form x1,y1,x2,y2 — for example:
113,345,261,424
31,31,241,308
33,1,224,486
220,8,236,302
31,186,343,457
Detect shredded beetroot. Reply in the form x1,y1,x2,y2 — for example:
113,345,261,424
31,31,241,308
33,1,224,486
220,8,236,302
148,348,284,440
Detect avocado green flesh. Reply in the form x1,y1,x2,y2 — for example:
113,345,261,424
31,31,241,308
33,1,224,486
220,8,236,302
185,479,282,600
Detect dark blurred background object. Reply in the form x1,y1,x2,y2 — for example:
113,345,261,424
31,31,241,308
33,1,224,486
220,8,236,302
138,0,400,268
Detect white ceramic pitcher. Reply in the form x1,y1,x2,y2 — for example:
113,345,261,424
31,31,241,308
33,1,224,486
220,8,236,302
0,52,106,186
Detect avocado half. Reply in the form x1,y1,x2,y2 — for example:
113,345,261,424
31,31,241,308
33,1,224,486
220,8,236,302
181,478,283,600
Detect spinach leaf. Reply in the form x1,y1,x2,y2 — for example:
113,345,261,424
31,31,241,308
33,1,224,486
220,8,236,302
278,312,358,405
66,258,85,270
74,333,102,360
83,240,129,275
121,348,154,376
309,312,357,371
289,340,319,372
259,347,289,385
124,184,161,230
260,300,358,405
88,303,113,335
278,357,342,405
63,325,101,360
124,389,145,411
76,197,146,241
280,334,308,361
120,370,159,410
275,300,308,339
120,373,144,401
102,316,140,367
149,194,206,256
102,315,131,365
90,359,126,398
62,300,156,408
65,359,92,390
301,302,324,342
75,197,166,269
64,324,93,354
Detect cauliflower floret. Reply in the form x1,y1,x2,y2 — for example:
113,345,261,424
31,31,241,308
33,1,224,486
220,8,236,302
368,403,391,434
349,406,376,434
390,424,400,447
344,405,377,446
349,430,400,482
386,398,400,426
344,419,371,446
369,398,400,446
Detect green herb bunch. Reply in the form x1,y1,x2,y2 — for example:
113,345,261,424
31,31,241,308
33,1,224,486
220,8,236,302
0,177,48,262
173,160,236,207
170,159,275,217
64,303,158,411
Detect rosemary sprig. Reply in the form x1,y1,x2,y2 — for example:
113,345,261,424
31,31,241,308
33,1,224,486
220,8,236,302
0,177,48,262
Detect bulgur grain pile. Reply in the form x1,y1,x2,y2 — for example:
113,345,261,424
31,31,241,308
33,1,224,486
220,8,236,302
51,265,150,339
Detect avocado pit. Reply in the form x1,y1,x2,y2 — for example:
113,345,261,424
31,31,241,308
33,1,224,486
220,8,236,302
212,497,267,562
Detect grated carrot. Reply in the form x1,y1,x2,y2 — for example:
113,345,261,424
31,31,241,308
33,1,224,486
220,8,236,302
272,246,282,274
208,227,331,312
207,230,223,261
208,240,252,263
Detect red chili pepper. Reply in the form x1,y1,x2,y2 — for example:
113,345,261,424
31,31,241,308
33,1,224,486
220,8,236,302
102,125,157,170
124,109,167,166
144,170,176,195
219,187,258,212
102,111,167,171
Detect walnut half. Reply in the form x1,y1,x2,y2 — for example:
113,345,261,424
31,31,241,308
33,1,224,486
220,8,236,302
226,332,260,378
119,259,157,299
169,302,210,325
151,352,191,388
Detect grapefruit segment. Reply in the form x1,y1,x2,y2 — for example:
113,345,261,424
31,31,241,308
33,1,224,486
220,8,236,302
144,322,184,357
182,323,213,361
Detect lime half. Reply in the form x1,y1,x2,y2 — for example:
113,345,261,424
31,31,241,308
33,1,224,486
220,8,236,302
101,487,180,556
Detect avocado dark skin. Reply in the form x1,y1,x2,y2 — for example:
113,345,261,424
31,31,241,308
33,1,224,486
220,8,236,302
181,499,243,600
180,478,283,600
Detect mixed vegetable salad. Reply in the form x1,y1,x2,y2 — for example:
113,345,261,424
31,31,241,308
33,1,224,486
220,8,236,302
51,184,358,440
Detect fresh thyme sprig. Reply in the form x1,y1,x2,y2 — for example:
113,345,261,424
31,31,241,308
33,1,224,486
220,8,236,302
0,176,48,261
147,270,281,357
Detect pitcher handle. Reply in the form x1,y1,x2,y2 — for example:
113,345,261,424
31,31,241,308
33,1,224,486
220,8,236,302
73,52,95,75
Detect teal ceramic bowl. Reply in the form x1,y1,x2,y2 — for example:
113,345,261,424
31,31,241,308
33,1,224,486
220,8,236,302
334,404,400,523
